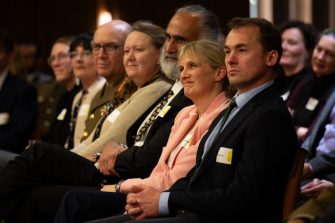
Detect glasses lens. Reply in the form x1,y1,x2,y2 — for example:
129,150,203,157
91,43,122,55
47,53,69,64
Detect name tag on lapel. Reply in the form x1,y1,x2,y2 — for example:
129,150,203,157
159,106,171,118
216,147,233,165
180,134,192,149
107,109,120,123
0,113,10,125
281,91,290,101
78,104,89,116
57,109,67,120
305,97,319,111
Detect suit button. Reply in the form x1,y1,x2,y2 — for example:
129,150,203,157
90,114,95,119
83,131,88,137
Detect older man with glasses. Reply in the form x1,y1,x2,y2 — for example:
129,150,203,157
79,21,133,142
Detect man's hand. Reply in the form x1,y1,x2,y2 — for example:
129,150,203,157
125,184,160,220
300,178,334,198
98,140,126,176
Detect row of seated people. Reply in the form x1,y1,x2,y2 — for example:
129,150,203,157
285,27,335,222
276,17,335,223
0,5,298,223
275,19,335,223
0,12,333,163
0,4,335,223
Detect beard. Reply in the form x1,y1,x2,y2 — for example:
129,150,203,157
160,49,180,81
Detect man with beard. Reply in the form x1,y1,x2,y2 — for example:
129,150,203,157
52,6,221,222
0,5,221,223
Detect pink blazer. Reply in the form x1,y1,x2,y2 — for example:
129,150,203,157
120,92,230,193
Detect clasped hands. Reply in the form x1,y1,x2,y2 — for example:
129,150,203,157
300,178,333,199
125,184,161,220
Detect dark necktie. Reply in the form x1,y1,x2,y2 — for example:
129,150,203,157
190,99,237,183
66,90,87,149
135,89,174,143
217,99,237,134
203,99,237,158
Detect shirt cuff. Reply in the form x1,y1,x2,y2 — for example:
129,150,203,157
159,192,170,216
71,142,87,154
287,213,317,222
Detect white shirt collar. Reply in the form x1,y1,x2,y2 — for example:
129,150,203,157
171,80,183,95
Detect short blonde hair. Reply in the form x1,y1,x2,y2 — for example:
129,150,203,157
179,40,232,94
179,39,225,70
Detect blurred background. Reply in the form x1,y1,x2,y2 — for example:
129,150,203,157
0,0,333,74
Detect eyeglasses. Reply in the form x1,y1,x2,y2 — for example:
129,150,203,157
91,42,123,55
69,50,93,60
47,53,69,65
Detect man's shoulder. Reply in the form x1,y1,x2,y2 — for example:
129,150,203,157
248,87,289,119
5,73,35,89
232,85,291,130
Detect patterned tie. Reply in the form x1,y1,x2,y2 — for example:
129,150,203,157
91,101,117,142
65,90,87,149
135,89,174,143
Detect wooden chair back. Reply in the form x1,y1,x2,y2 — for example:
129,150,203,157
282,148,308,219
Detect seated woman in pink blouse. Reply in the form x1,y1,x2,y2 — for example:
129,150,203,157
53,39,235,223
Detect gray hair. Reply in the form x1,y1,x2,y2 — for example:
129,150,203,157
176,5,221,41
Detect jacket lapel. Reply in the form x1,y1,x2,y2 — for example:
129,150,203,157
191,85,277,183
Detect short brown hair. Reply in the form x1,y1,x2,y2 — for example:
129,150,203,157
226,17,282,71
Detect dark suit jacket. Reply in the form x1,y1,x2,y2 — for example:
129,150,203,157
32,80,67,140
0,73,37,153
167,85,298,223
42,83,81,146
115,89,193,179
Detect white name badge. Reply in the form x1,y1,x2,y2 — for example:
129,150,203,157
134,141,144,147
0,113,10,125
216,147,233,165
57,109,67,121
180,134,192,149
281,91,290,101
159,106,171,118
78,104,90,116
107,109,120,123
305,97,319,111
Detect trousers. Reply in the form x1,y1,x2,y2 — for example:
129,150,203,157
0,142,115,222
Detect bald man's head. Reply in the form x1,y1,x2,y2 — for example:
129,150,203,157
92,20,132,82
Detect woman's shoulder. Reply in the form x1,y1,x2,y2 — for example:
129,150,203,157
139,77,172,94
150,76,173,88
